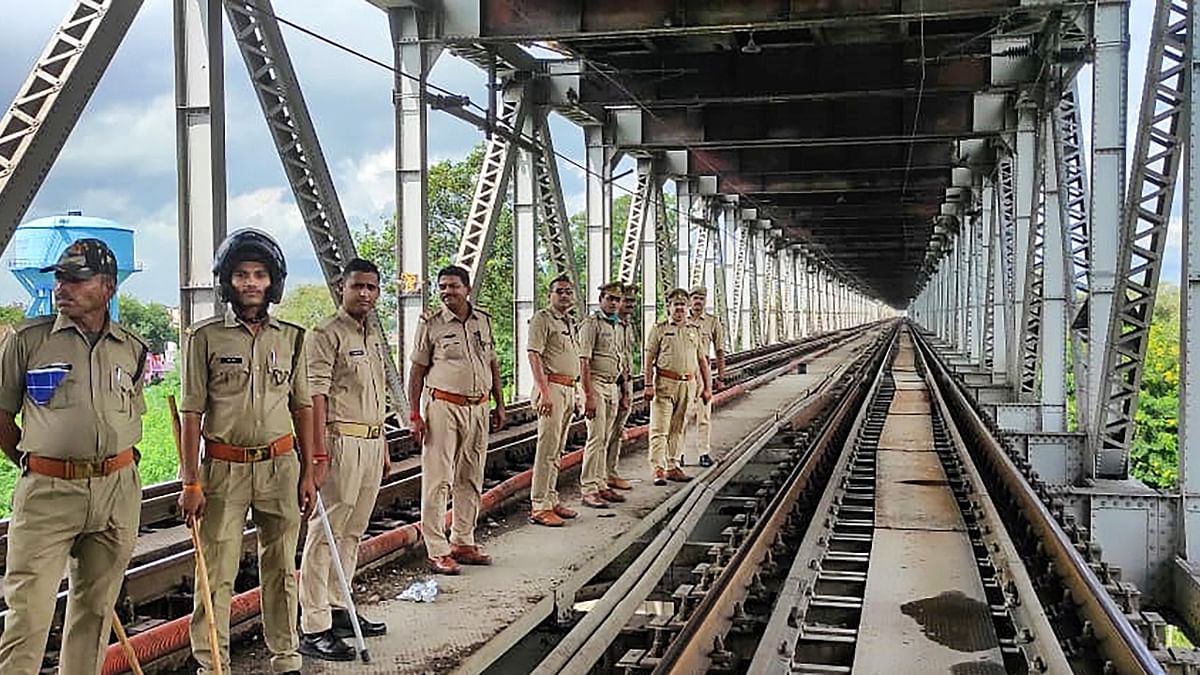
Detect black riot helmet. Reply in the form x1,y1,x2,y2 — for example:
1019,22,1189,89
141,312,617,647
213,228,288,304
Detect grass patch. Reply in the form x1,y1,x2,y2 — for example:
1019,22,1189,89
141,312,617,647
0,372,184,518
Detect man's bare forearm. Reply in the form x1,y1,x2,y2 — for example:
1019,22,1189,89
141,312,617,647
180,412,203,484
0,412,21,465
292,407,315,467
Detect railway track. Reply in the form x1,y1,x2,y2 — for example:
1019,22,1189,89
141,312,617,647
0,325,874,672
506,324,1173,675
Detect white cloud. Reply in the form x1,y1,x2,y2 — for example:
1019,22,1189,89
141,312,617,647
335,146,395,220
55,93,175,177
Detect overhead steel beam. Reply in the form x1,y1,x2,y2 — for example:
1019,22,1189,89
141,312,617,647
175,0,226,328
0,0,144,254
226,0,409,415
1095,0,1188,477
455,82,531,295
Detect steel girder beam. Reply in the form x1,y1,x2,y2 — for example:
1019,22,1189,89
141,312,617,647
0,0,144,254
990,175,1009,382
175,0,226,328
456,82,531,295
654,177,674,300
532,112,585,316
1054,82,1093,429
512,108,537,400
584,124,620,312
730,221,750,349
675,180,693,289
618,161,654,286
1041,112,1069,432
390,6,439,394
1183,0,1200,553
1012,94,1041,398
1095,0,1189,478
226,0,409,414
748,227,763,347
716,201,735,351
1019,186,1046,398
997,152,1019,385
1088,0,1130,451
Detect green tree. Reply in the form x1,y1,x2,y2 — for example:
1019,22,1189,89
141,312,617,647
1129,284,1181,488
0,304,24,326
276,283,335,330
117,294,177,353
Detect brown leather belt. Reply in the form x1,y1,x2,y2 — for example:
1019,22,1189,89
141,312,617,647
26,448,135,480
656,368,694,381
431,388,488,406
546,373,578,387
205,434,295,463
332,421,383,439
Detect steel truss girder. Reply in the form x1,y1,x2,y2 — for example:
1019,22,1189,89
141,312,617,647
730,222,750,347
456,85,531,295
0,0,144,253
983,180,997,369
689,223,711,289
748,229,763,347
618,165,654,285
1054,82,1093,427
1020,181,1047,396
713,204,732,352
225,0,408,414
654,178,674,299
1096,0,1190,476
532,112,584,315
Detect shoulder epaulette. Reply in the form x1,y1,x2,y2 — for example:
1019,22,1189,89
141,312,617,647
276,317,307,334
13,315,54,335
419,309,435,322
186,315,224,336
116,323,150,351
474,307,492,318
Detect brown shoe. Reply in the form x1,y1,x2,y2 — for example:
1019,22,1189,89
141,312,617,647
429,555,461,575
450,544,493,566
581,493,610,509
653,469,668,486
553,504,578,519
599,488,626,503
607,476,633,490
666,468,693,483
529,510,565,527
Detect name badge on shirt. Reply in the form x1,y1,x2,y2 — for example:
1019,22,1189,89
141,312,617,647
219,356,243,364
349,349,365,357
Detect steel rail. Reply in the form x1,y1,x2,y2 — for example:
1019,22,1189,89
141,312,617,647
911,326,1164,674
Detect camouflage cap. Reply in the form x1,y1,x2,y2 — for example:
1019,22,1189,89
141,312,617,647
40,238,118,281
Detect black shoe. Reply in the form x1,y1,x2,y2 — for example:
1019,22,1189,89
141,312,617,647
699,454,714,468
332,608,388,638
299,629,356,662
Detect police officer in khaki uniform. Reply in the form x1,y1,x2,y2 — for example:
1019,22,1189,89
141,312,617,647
645,288,711,485
178,229,317,675
687,286,727,468
298,258,389,661
526,274,581,527
0,239,147,675
578,282,627,508
604,283,638,492
408,265,506,575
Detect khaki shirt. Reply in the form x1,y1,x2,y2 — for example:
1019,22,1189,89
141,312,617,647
579,311,622,382
180,307,311,447
645,319,703,377
0,313,147,460
527,308,580,379
411,304,495,398
308,308,386,425
691,311,725,356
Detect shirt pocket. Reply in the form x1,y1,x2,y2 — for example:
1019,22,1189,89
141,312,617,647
436,335,466,361
211,362,250,395
110,366,138,414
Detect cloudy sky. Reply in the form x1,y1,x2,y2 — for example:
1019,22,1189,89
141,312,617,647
1,1,1162,308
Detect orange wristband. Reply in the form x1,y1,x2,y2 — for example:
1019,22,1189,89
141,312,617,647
182,483,203,493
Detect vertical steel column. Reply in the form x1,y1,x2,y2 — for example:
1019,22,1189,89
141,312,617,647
676,179,693,289
585,124,617,311
720,202,737,345
636,159,660,342
1088,0,1130,440
512,111,537,400
805,256,815,336
990,201,1009,382
1012,94,1040,392
997,154,1018,384
175,0,225,327
712,203,732,351
533,113,585,315
748,226,763,347
974,179,990,365
793,248,805,337
653,179,674,299
730,218,749,349
1183,0,1200,557
1055,83,1093,430
390,7,437,387
1042,115,1068,431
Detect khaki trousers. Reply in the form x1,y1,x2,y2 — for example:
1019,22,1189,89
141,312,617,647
529,383,575,511
605,381,633,479
421,397,489,559
189,453,302,674
299,433,385,634
0,464,140,675
689,386,714,456
580,380,617,494
649,379,694,471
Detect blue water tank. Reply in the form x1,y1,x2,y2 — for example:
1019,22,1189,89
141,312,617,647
7,212,141,320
